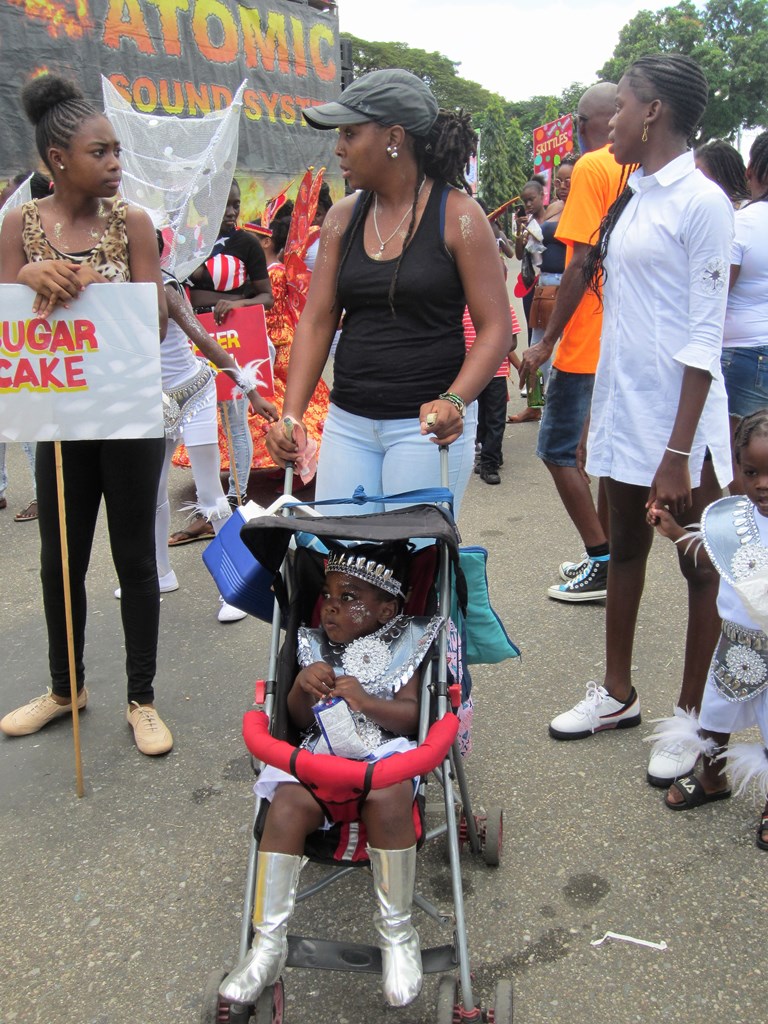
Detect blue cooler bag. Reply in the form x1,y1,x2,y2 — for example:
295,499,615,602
202,506,277,622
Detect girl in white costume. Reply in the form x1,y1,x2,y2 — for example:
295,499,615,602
648,410,768,851
219,541,442,1009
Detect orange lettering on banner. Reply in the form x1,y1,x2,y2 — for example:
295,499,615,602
290,16,308,78
159,79,186,115
144,0,189,58
134,76,159,112
309,23,336,82
240,8,290,73
185,81,212,115
192,0,239,63
102,0,155,54
107,74,133,104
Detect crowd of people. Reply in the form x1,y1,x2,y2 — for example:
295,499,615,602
1,54,767,1009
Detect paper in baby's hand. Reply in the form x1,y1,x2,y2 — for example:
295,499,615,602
313,696,370,759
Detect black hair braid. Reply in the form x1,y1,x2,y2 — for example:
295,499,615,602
747,130,768,203
21,75,99,171
694,140,750,205
582,163,636,301
625,54,709,144
333,189,373,314
416,109,477,193
734,409,768,463
386,173,423,315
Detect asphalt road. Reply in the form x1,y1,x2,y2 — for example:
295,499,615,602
1,415,766,1024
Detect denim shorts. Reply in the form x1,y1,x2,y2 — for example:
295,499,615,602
721,345,768,419
536,367,595,466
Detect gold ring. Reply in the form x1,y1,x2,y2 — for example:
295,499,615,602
426,413,438,427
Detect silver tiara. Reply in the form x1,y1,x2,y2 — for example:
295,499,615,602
326,551,403,598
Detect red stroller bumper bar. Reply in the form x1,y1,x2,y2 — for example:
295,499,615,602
243,709,459,820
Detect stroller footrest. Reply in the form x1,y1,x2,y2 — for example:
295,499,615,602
286,935,457,973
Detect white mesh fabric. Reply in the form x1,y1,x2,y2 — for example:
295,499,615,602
102,77,245,281
0,176,32,232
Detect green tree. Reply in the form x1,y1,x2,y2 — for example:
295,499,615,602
341,34,496,112
597,0,768,139
477,97,513,213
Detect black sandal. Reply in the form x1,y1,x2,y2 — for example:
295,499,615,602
757,804,768,852
664,773,731,811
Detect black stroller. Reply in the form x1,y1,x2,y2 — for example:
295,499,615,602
200,472,513,1023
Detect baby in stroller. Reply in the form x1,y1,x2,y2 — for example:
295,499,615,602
219,540,443,1009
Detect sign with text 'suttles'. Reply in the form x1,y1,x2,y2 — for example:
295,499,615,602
0,283,163,441
0,0,341,219
194,305,274,400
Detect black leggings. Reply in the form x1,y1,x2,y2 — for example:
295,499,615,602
35,438,165,704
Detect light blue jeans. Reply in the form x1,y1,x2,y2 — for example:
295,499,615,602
219,398,252,500
314,403,478,518
0,442,37,499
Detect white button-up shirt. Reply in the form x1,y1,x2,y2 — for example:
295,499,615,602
586,151,734,489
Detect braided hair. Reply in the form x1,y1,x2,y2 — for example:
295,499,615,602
583,54,709,300
734,410,768,464
21,75,99,172
747,130,768,203
695,140,750,205
335,108,478,316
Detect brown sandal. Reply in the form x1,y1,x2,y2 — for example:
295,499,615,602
507,408,542,424
168,513,215,546
14,500,38,522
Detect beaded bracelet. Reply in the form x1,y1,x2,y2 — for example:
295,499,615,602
438,391,466,418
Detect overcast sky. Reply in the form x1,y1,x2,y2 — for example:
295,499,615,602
338,0,673,100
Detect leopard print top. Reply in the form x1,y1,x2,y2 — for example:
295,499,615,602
21,198,131,281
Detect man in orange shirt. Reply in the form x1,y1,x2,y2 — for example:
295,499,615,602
520,82,623,602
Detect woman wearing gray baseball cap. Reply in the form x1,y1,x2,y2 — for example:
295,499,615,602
266,69,514,517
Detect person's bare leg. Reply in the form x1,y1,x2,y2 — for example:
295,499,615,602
362,782,417,849
602,479,654,704
676,465,723,712
597,477,610,540
545,462,608,549
665,729,730,806
260,784,325,854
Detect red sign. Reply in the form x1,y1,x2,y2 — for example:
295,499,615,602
193,306,274,401
533,115,574,172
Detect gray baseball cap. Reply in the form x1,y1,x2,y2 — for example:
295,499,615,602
303,69,439,138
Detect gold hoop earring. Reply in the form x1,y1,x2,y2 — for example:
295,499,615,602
641,122,648,143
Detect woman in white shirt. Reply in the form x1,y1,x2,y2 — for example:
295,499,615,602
548,56,735,792
721,131,768,484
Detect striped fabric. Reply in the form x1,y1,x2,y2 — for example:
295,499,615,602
205,253,247,292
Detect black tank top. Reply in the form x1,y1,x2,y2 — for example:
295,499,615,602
332,182,466,419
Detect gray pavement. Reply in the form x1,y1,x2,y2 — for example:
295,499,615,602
1,418,766,1024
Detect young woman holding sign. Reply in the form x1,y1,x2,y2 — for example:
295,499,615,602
0,74,173,756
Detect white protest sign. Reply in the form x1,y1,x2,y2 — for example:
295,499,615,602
0,283,163,441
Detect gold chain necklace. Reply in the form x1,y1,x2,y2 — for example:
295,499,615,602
371,177,426,259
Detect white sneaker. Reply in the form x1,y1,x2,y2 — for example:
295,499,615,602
115,570,179,600
558,555,589,582
218,596,247,623
549,681,641,740
647,743,699,788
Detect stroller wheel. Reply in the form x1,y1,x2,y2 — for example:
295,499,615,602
200,969,233,1023
483,806,504,867
253,979,284,1024
488,978,514,1023
436,974,458,1024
